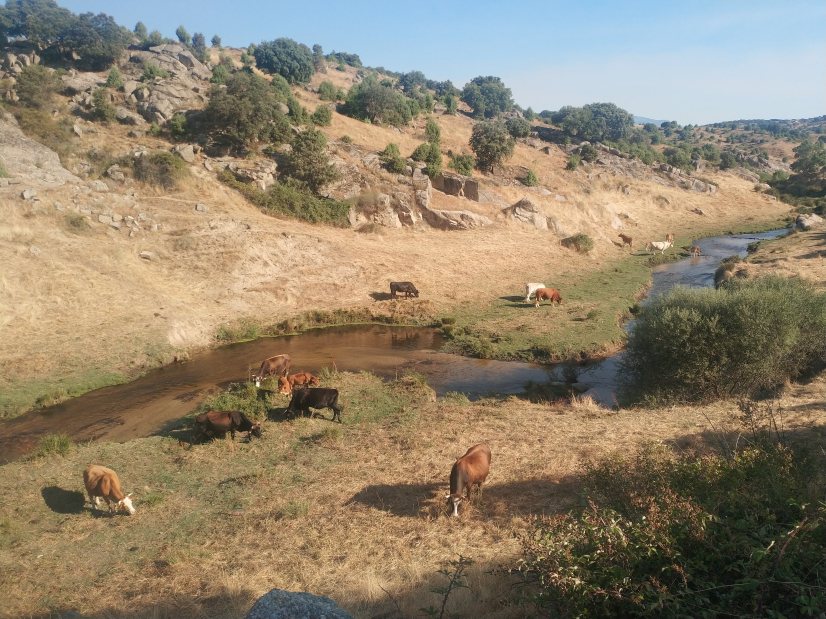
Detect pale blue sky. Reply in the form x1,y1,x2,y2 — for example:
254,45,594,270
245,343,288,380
60,0,826,125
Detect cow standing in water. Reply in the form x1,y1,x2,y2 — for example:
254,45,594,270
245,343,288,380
253,354,291,387
446,443,491,517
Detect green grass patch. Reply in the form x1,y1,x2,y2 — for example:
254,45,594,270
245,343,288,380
33,433,73,458
0,158,8,178
0,368,126,420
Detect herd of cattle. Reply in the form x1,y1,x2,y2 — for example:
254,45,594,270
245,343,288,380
81,242,696,519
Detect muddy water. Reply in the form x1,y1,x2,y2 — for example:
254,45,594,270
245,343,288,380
0,229,788,464
0,326,554,463
579,228,789,404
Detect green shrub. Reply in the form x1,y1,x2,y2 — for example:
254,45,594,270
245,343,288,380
469,120,515,172
449,153,475,176
340,135,353,144
566,154,581,170
219,169,350,226
505,116,531,138
411,143,431,162
253,38,314,84
105,67,123,89
623,277,826,403
317,80,341,102
210,63,230,84
380,143,406,174
461,75,513,119
0,159,8,178
12,107,75,163
15,65,61,109
311,104,332,126
425,117,441,143
197,382,267,420
141,62,169,81
522,169,538,186
280,128,339,193
561,233,594,254
133,151,189,189
341,76,414,127
34,433,73,458
579,143,599,162
91,88,116,123
64,213,90,233
168,113,188,139
520,439,826,617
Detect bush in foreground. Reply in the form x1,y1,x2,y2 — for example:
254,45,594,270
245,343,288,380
622,277,826,403
133,151,189,189
519,436,826,617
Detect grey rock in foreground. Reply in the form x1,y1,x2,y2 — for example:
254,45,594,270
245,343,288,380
246,589,352,619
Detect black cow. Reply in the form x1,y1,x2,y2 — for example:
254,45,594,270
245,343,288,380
390,281,419,299
193,410,262,441
286,388,342,423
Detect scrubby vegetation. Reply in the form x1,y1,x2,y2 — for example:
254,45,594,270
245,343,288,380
132,151,189,189
253,38,315,84
560,233,594,254
340,75,416,127
469,120,515,172
623,277,826,403
520,414,826,617
380,142,406,174
279,128,339,193
448,152,475,176
461,75,513,119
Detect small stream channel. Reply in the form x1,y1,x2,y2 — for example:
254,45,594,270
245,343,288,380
0,228,787,464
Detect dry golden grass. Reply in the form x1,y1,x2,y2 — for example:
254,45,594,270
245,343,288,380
2,369,824,618
745,228,826,289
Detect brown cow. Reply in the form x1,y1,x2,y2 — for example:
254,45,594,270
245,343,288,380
446,443,491,517
534,287,562,308
690,245,701,257
618,233,633,249
83,464,136,515
193,410,262,441
253,354,291,387
278,371,321,395
665,232,675,244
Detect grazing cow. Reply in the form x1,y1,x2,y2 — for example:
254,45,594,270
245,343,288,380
646,240,672,254
83,464,135,515
534,287,562,308
277,371,320,396
446,443,491,517
665,232,675,244
193,410,262,441
524,282,547,302
618,233,633,249
286,387,342,423
690,245,702,257
390,281,419,299
253,354,291,388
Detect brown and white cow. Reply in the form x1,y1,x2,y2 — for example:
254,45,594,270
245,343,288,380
277,372,321,395
253,354,291,387
83,464,136,515
524,282,547,303
665,232,675,244
446,443,491,517
534,287,562,308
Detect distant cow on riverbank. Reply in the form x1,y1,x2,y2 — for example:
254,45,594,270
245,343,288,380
447,443,491,517
253,354,291,387
390,281,419,299
646,240,672,254
286,388,342,423
278,372,320,395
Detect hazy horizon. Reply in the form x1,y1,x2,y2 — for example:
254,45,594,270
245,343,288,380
58,0,826,125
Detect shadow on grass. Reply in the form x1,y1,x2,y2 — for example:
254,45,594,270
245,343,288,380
370,291,393,301
347,482,442,517
41,486,85,514
498,295,529,304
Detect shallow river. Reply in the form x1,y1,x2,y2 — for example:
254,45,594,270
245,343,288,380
0,228,787,463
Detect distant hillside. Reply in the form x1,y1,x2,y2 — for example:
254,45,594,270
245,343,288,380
634,115,670,126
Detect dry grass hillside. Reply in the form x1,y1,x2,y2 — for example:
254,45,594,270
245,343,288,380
0,55,791,417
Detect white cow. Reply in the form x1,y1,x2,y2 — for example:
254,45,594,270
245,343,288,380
646,240,672,254
524,282,547,303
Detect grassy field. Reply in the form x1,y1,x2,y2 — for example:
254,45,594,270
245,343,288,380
3,368,825,618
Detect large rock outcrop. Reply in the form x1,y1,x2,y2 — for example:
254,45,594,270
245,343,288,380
0,113,80,187
501,198,549,230
432,171,480,201
246,589,352,619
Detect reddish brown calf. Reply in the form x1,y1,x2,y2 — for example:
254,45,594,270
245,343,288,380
534,287,562,308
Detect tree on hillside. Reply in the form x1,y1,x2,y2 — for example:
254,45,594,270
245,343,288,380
280,128,339,193
254,38,314,84
505,116,531,138
60,12,130,70
553,102,634,142
211,34,221,48
312,44,325,72
461,76,513,119
134,21,147,40
470,120,515,172
398,70,427,94
341,75,414,127
175,25,190,46
191,32,206,62
791,139,826,177
195,71,291,153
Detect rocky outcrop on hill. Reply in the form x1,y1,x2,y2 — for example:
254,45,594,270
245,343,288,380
0,48,40,102
432,171,480,201
795,213,824,230
0,113,79,187
501,198,550,230
246,589,352,619
421,206,493,230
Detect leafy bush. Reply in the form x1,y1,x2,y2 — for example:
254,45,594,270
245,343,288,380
190,32,206,62
219,169,350,226
105,66,123,89
325,51,362,67
141,62,169,81
311,104,332,126
253,38,314,84
317,80,340,101
553,102,634,142
133,151,189,189
469,120,515,172
461,75,513,119
505,116,531,138
211,34,221,48
560,233,594,254
280,128,339,193
449,152,475,176
175,24,190,46
15,65,61,108
523,169,538,186
566,154,581,170
579,143,599,162
380,143,406,174
340,135,353,144
424,117,441,143
623,277,826,403
210,63,229,84
197,382,267,420
520,439,826,617
91,87,115,122
340,76,414,127
12,107,75,162
168,113,188,139
411,143,431,162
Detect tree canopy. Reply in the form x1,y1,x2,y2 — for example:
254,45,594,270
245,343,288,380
254,38,315,84
461,76,513,119
552,102,634,142
341,76,414,127
469,120,515,172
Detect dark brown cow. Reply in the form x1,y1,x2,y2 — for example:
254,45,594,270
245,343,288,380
534,287,562,308
390,281,419,299
446,443,491,517
253,354,291,387
618,233,633,249
193,410,261,441
278,371,321,395
286,388,342,423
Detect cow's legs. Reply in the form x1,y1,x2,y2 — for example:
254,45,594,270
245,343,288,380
331,404,342,423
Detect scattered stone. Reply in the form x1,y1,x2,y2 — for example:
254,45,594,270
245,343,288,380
21,188,37,200
89,180,108,192
72,123,83,137
53,201,65,211
109,220,122,230
28,245,41,256
502,198,549,230
106,165,126,182
97,214,113,225
795,213,824,231
195,202,208,213
139,251,156,261
111,213,123,222
245,589,352,619
431,172,479,201
172,144,196,163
